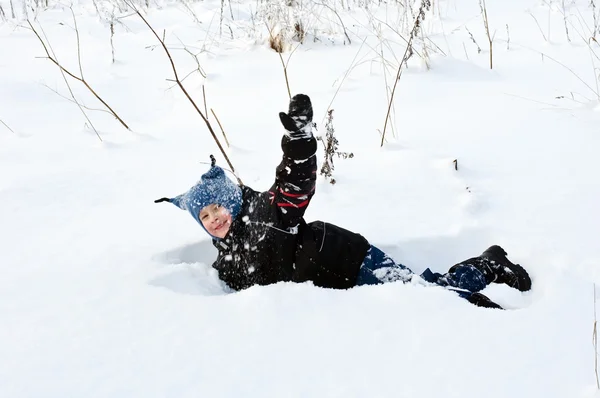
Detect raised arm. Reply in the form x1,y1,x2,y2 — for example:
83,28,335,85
269,94,318,227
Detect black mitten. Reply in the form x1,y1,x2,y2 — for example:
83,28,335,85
279,94,313,136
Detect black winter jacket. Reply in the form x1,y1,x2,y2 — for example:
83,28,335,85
211,130,370,291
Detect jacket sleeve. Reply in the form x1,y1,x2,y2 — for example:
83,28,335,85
269,132,318,227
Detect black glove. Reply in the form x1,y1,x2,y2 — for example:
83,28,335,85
279,94,313,134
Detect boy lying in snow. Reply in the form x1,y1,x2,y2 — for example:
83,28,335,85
156,94,531,309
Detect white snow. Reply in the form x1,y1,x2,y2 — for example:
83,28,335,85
1,0,600,396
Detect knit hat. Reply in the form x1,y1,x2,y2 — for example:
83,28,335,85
155,161,242,237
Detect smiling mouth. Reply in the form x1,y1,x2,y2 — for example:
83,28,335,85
214,221,228,231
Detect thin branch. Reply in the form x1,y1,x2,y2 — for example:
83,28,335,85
369,15,430,61
30,21,102,141
130,5,242,184
28,20,130,132
529,12,548,42
179,42,207,78
211,108,230,148
42,84,115,114
0,118,16,134
313,1,351,44
203,85,208,118
69,7,84,78
500,39,599,100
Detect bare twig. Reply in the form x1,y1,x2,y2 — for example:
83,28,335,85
131,6,242,184
501,40,600,100
381,0,431,147
506,24,510,50
203,85,208,117
28,20,130,132
0,118,16,134
314,1,351,45
179,44,207,78
70,8,84,78
529,12,548,42
42,83,115,115
29,21,102,141
210,108,230,148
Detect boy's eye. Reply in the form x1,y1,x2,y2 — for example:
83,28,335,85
201,214,208,220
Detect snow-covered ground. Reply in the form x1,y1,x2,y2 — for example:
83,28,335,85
1,0,599,396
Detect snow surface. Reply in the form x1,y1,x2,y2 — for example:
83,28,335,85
1,0,600,396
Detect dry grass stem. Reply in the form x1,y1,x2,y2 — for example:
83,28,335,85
381,0,431,147
466,27,482,53
318,109,353,184
479,0,493,69
322,37,367,127
266,22,294,99
314,1,351,44
503,40,599,100
110,20,116,63
592,0,598,37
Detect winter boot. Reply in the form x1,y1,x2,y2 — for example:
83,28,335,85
450,245,532,292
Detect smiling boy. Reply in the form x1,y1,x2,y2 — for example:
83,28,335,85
156,94,531,309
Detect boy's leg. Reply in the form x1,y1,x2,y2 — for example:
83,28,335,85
420,245,532,293
420,265,487,292
356,246,414,286
448,245,532,292
420,267,503,309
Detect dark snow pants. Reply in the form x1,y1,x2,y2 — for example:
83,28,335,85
356,246,488,298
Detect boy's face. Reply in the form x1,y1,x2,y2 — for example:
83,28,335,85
199,203,232,238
